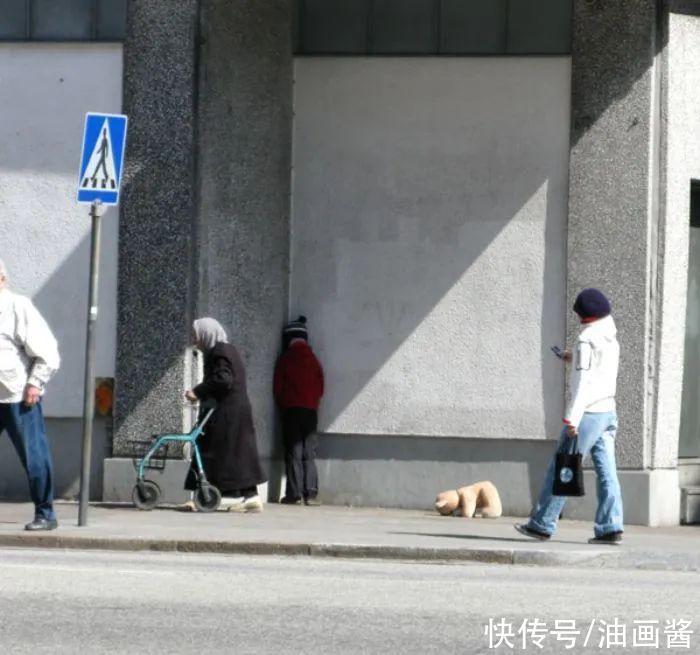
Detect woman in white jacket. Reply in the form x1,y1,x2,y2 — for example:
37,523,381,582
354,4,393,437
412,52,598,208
515,288,624,545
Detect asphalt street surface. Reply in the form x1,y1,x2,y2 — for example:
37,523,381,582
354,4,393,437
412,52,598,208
0,548,697,654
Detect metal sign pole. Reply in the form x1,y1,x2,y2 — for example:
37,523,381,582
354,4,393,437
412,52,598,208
75,111,127,524
78,199,104,527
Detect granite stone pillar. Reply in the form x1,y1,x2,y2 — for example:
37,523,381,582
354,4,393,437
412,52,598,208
113,0,200,455
567,0,679,524
196,0,293,494
665,2,700,523
106,0,293,502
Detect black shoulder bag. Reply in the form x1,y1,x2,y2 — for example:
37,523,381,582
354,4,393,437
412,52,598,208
552,436,585,497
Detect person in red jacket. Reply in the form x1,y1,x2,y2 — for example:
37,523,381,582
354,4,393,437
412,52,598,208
274,316,324,505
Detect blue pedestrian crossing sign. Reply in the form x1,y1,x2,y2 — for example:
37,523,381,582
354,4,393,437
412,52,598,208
77,112,128,205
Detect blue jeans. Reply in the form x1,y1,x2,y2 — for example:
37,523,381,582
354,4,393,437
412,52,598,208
528,411,623,537
0,402,55,520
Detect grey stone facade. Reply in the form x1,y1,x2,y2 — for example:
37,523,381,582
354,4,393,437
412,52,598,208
113,0,292,497
665,1,700,522
567,0,662,471
114,0,200,454
196,0,293,468
107,0,700,525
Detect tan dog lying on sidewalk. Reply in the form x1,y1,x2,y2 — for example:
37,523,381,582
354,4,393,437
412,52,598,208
434,481,502,518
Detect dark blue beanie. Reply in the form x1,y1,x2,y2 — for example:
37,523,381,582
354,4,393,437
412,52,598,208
573,288,611,319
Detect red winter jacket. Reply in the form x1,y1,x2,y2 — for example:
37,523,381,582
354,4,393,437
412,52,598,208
273,341,324,410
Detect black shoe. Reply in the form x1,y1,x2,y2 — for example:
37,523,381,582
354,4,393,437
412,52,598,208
25,517,58,531
304,496,321,506
588,531,623,545
280,496,302,505
514,523,551,541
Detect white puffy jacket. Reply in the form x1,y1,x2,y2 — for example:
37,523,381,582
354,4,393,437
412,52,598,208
0,289,60,403
564,315,619,428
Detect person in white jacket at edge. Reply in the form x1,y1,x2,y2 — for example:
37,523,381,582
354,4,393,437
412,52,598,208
515,288,624,545
0,258,61,531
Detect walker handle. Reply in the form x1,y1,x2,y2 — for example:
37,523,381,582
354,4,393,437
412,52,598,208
197,405,216,429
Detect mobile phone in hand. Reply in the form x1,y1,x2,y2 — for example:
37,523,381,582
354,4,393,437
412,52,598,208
551,346,563,359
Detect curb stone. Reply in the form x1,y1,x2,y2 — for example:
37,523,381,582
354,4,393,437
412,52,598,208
0,534,697,571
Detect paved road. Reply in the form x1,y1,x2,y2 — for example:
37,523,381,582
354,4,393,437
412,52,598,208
0,549,697,654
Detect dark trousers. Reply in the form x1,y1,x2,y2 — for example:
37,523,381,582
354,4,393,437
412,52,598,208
282,408,318,500
0,402,55,520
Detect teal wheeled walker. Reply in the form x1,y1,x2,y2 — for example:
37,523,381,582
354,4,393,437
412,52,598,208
132,405,222,512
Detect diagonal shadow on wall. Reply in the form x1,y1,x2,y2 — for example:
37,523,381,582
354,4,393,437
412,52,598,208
290,57,569,446
569,0,668,150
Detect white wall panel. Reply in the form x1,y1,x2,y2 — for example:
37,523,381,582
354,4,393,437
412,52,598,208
291,57,570,438
0,44,122,417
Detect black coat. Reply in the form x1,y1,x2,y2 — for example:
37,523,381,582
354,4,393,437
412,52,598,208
186,342,266,494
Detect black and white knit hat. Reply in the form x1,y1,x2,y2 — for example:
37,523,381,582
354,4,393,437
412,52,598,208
283,315,308,343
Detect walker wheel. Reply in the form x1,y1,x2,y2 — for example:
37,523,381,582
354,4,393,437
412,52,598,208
194,484,221,512
132,480,161,510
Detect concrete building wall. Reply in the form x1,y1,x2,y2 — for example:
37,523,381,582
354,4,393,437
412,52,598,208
561,0,682,525
196,0,293,468
106,1,689,524
0,43,122,499
316,434,554,514
0,419,109,501
0,43,122,417
567,0,659,471
658,7,700,467
108,0,293,501
291,57,570,440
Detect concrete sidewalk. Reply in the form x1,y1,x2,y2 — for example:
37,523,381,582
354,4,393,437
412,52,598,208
0,501,698,571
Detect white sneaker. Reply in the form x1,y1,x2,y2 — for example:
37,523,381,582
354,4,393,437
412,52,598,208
229,495,264,513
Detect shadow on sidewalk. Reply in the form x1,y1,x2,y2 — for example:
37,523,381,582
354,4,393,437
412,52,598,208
389,531,584,546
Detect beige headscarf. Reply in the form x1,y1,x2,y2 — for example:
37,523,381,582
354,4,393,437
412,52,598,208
193,317,228,353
